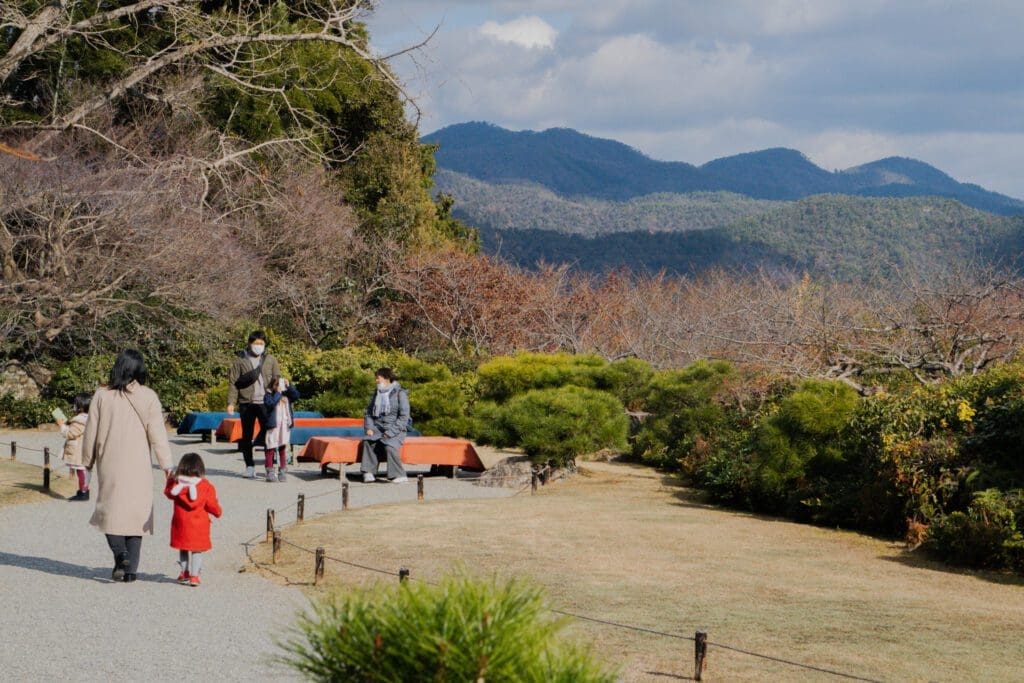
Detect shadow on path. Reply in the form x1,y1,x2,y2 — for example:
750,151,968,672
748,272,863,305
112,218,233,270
0,550,177,584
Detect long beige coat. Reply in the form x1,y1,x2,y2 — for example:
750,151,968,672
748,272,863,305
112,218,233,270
81,382,173,536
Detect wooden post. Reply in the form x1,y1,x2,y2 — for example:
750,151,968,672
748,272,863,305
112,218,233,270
9,440,15,460
531,468,538,495
694,630,708,681
342,482,349,511
43,446,51,490
314,547,325,584
266,508,275,541
208,429,217,444
272,530,281,564
297,494,305,522
399,567,409,583
417,474,424,501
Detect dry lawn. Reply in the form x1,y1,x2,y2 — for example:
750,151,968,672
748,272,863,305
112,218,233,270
0,459,77,507
250,462,1024,682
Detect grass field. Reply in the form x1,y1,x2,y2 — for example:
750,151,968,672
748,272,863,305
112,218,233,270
0,459,77,508
250,461,1024,682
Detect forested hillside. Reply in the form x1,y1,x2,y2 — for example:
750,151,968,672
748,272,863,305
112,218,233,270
436,169,782,235
475,195,1024,277
426,122,1024,215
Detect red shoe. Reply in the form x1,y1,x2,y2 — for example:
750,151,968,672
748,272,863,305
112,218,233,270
189,574,201,587
177,571,190,585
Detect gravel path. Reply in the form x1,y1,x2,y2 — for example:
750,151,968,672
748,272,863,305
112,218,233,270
0,428,513,681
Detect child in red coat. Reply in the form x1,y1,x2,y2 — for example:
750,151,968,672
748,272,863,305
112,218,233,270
164,452,222,587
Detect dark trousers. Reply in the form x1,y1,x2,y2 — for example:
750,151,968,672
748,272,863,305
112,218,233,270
105,534,142,574
239,402,268,468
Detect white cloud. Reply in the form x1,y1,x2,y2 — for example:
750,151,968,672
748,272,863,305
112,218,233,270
479,16,558,49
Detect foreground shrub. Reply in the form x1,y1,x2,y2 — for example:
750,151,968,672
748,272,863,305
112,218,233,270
925,488,1024,570
631,360,738,470
281,576,616,682
476,386,628,466
749,379,859,513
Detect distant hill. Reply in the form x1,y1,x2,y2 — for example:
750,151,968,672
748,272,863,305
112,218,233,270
435,169,782,236
475,195,1024,279
424,122,1024,215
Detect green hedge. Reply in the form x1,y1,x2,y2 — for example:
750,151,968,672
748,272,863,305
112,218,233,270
475,386,628,466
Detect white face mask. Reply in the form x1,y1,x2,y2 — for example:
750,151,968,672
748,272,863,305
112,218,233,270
376,381,389,390
250,344,265,356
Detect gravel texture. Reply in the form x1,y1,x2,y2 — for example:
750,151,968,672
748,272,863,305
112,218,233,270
0,428,512,681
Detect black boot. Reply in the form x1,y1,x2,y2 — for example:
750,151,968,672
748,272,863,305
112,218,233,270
123,573,137,583
112,552,129,582
68,490,89,501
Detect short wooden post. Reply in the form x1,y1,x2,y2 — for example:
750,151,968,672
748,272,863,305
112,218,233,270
694,630,708,681
399,567,409,583
417,475,424,501
9,440,15,460
314,547,325,584
342,482,349,511
266,508,275,541
531,468,538,495
43,446,51,490
297,494,305,522
272,530,281,564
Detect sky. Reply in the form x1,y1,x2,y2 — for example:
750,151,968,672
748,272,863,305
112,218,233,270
365,1,1024,199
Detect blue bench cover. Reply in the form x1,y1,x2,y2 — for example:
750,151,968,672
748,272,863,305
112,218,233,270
177,411,323,434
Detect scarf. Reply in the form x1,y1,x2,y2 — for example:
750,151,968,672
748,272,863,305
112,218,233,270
373,384,392,418
171,475,201,501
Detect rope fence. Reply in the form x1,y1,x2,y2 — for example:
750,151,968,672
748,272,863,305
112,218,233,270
243,480,885,683
1,439,54,490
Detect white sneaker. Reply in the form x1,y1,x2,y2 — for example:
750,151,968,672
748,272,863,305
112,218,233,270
277,469,287,482
362,472,376,483
266,468,278,483
388,476,409,483
243,466,255,479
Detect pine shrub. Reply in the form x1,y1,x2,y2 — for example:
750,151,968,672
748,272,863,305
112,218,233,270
281,575,616,682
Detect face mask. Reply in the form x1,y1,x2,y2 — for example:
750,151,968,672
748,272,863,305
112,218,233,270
376,381,389,390
250,344,265,356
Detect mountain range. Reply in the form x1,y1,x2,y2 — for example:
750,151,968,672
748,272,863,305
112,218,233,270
423,122,1024,277
424,122,1024,215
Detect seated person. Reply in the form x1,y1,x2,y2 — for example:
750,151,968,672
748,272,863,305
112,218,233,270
360,367,410,483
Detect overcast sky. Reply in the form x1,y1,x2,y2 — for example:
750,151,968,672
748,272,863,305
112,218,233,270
366,1,1024,199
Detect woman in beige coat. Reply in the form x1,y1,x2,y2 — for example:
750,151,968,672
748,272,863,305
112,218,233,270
82,350,174,583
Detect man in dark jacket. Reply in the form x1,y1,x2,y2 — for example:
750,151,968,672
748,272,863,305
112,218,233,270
227,330,281,479
360,367,411,483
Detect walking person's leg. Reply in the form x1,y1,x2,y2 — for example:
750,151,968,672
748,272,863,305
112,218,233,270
123,536,142,581
178,550,190,582
106,534,129,580
188,552,203,586
239,403,258,477
383,443,407,481
360,440,379,481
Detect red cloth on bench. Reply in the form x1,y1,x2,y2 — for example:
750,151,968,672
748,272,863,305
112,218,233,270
297,436,486,471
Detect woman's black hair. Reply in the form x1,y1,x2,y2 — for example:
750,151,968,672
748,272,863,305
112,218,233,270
109,349,148,390
73,393,92,415
176,452,206,478
375,367,395,382
248,330,267,344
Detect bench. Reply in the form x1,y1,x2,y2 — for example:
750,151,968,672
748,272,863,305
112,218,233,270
296,436,486,478
177,411,324,441
215,416,364,443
